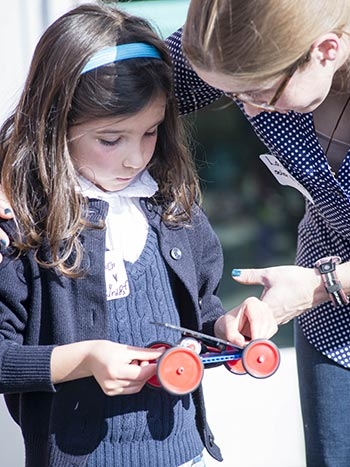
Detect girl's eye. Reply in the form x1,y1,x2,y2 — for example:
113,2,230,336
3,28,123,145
145,128,158,137
98,138,121,147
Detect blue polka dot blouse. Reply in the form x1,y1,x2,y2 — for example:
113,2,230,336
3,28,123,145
166,28,350,368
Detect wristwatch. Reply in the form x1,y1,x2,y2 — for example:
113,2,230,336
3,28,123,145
314,256,349,307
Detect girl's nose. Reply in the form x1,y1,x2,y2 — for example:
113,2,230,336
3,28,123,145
123,145,144,169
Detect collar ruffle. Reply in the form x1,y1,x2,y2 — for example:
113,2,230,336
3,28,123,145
77,170,158,200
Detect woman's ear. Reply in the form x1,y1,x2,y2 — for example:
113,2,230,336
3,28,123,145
311,33,341,63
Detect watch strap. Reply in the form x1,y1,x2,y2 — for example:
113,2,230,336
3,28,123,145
314,256,349,307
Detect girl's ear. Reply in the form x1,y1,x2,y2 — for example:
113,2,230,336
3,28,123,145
311,33,341,63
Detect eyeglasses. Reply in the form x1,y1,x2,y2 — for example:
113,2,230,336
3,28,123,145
227,51,311,112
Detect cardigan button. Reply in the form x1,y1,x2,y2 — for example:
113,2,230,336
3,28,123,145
170,247,182,260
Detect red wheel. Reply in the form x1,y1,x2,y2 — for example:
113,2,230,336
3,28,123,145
242,339,280,378
224,357,247,375
146,341,172,389
157,347,203,395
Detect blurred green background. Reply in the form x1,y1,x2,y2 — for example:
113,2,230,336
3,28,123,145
113,0,305,347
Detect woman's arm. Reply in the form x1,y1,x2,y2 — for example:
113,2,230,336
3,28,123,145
231,263,346,324
165,28,223,116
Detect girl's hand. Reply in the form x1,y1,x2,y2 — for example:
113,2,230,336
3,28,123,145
214,297,278,347
231,265,325,324
51,340,166,395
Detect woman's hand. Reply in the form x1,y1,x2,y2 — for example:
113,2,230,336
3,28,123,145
231,265,326,324
214,296,278,347
0,186,13,261
51,340,166,396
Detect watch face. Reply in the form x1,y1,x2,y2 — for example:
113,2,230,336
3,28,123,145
315,256,341,273
319,261,335,273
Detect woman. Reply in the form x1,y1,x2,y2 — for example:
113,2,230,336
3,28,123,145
166,1,350,466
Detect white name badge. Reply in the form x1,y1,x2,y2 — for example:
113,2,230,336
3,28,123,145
105,250,130,300
260,154,314,203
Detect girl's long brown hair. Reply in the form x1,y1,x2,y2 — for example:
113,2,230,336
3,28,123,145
0,3,200,276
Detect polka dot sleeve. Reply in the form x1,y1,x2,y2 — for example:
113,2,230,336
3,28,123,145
165,28,223,116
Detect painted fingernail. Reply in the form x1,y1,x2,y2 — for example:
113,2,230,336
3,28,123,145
0,239,8,247
4,208,12,215
231,269,241,277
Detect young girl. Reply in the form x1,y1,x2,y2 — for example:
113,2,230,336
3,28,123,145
0,3,277,466
166,0,350,465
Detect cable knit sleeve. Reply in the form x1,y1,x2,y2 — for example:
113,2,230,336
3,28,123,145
0,239,55,394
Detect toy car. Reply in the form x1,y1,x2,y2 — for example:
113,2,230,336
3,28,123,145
147,322,280,395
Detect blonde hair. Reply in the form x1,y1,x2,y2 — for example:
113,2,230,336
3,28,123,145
183,0,350,84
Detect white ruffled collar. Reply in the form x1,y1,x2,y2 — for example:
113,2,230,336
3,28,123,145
77,170,158,201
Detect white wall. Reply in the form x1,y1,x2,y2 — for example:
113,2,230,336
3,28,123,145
0,0,88,123
0,0,189,123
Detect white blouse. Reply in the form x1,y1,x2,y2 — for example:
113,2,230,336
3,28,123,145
78,170,158,262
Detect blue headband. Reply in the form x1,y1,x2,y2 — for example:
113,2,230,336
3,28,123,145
81,42,162,74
